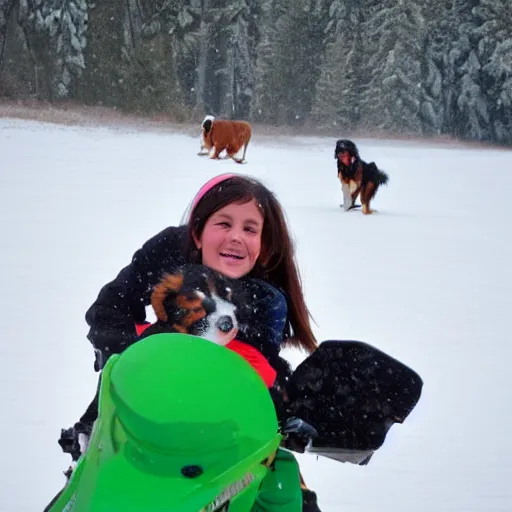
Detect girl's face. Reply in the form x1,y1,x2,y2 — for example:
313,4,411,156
194,199,264,279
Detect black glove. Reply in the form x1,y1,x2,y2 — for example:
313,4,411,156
58,421,93,462
269,384,318,453
281,416,318,453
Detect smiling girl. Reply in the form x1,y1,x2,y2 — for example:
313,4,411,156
59,174,321,511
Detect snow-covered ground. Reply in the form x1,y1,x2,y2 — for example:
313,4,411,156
1,117,511,511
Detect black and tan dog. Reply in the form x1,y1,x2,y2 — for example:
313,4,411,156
334,139,389,214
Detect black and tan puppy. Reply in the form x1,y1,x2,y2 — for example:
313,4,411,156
141,264,239,346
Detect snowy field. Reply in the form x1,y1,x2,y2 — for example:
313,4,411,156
0,116,511,511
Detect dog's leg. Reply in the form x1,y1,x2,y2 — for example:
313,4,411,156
341,182,352,210
231,144,246,164
198,134,208,156
241,139,250,163
349,182,361,209
209,146,219,159
215,146,229,159
361,183,377,214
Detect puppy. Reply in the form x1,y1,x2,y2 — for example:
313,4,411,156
142,264,239,346
334,139,389,214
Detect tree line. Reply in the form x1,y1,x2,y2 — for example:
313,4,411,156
1,0,511,145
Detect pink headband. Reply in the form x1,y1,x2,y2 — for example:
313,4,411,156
190,173,237,214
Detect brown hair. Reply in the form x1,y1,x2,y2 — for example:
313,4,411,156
185,175,317,353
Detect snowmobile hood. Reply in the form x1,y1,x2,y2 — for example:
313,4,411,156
109,334,278,473
58,334,281,511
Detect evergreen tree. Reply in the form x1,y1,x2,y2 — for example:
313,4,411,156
443,0,491,140
204,0,257,118
75,0,124,106
358,0,427,134
253,0,328,125
121,0,201,115
0,0,15,67
419,0,450,134
311,1,364,131
251,0,288,123
16,0,87,100
473,0,512,143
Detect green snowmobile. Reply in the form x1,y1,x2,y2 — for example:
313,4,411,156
46,333,423,511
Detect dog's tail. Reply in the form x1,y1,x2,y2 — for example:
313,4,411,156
368,162,389,186
377,169,389,186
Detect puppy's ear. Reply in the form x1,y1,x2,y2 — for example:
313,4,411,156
151,273,184,322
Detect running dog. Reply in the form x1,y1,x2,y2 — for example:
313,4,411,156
334,139,389,214
198,115,252,163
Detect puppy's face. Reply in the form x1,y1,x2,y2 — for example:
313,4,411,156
151,265,238,346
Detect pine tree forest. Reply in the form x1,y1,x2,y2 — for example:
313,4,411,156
1,0,511,145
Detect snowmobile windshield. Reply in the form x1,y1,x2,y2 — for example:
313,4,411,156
109,333,279,478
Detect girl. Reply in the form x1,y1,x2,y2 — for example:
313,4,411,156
59,174,321,511
86,173,316,373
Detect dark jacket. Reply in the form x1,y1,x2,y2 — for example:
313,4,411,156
85,225,289,374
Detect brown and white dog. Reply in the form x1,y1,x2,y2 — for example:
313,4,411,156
198,115,252,164
334,139,389,215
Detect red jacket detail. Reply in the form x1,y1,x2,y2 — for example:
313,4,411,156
134,323,276,388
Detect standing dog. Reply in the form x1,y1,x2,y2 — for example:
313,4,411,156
334,139,389,215
198,115,252,164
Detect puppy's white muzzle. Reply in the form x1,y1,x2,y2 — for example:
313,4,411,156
200,294,238,346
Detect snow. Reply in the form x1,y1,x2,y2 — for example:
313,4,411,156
1,117,511,511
